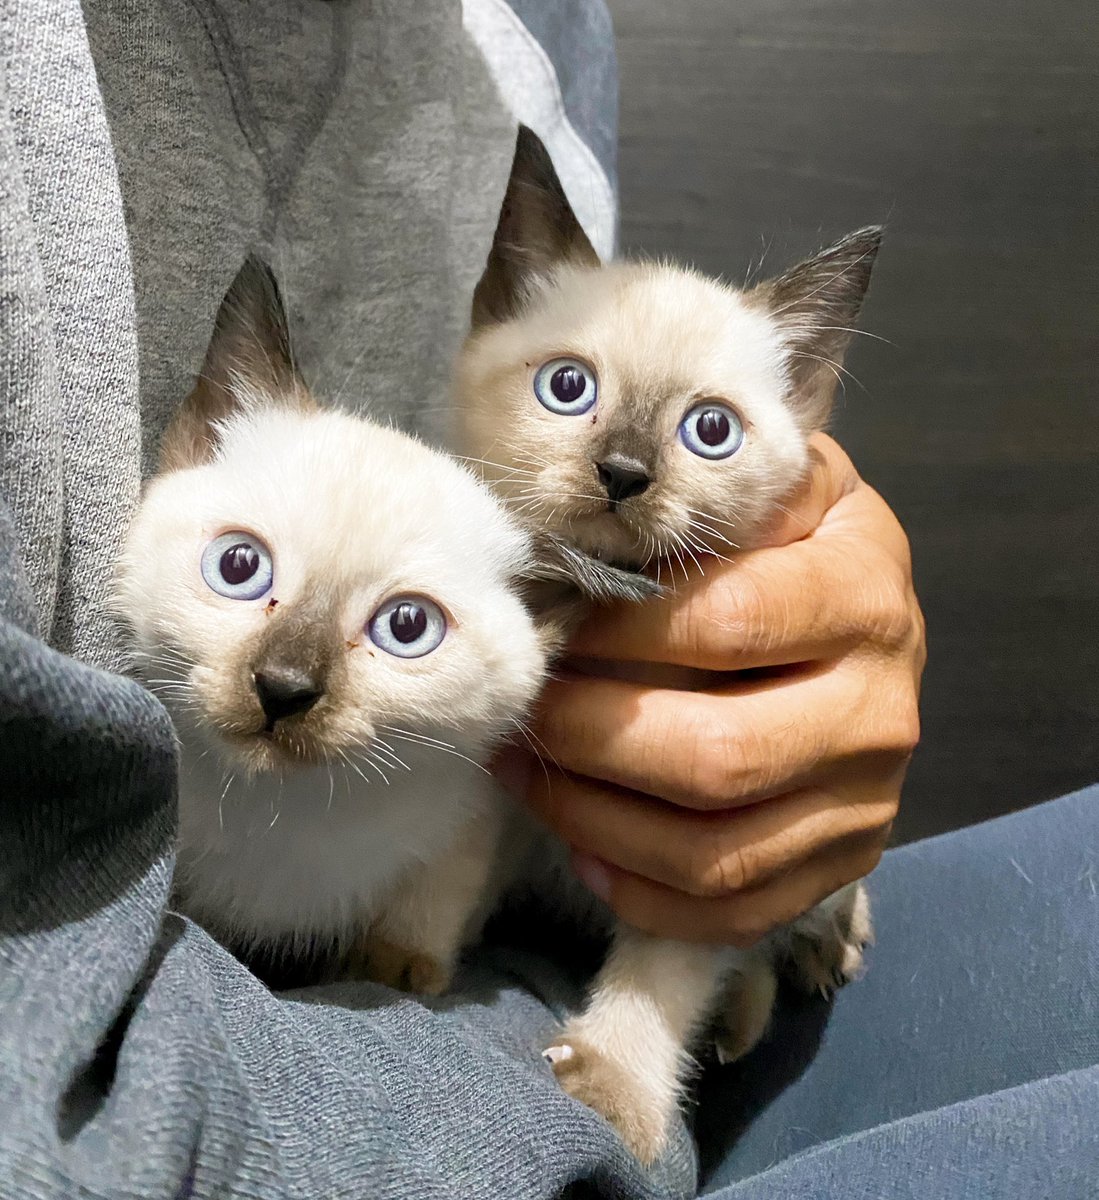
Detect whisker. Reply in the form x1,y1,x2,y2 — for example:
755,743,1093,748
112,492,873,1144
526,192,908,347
338,746,373,788
377,724,456,751
364,752,391,786
379,727,490,776
218,772,235,832
371,736,411,772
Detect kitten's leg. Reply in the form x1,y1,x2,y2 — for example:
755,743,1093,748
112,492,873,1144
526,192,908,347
545,925,733,1165
713,951,778,1065
783,880,873,995
345,807,504,996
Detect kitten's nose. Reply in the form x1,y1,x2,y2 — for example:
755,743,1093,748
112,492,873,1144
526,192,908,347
254,666,324,727
596,454,652,503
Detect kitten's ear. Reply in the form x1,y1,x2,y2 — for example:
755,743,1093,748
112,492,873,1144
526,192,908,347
750,226,882,431
159,254,313,472
471,125,600,329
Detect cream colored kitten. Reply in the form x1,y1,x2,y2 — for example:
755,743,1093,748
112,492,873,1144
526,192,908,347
452,127,881,1163
114,256,560,987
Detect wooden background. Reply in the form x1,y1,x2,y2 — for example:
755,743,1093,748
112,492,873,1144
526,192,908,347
605,0,1099,841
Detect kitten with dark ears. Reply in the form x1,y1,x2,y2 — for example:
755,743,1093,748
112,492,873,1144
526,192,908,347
114,256,651,985
452,127,881,1163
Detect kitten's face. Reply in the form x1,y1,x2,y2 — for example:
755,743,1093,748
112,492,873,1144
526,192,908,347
456,262,810,564
456,126,879,569
119,404,544,775
117,257,545,777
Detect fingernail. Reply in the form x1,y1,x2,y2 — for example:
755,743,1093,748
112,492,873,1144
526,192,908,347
491,747,533,800
571,851,613,903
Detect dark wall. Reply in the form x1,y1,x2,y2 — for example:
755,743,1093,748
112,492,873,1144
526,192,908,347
606,0,1099,842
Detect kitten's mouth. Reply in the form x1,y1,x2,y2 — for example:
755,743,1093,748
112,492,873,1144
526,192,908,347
563,507,652,564
219,724,328,771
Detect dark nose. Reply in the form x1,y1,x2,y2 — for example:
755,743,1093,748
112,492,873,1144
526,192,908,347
595,454,652,504
254,666,324,728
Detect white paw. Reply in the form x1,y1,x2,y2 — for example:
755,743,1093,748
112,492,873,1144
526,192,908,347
714,958,778,1065
543,1034,671,1165
788,886,874,997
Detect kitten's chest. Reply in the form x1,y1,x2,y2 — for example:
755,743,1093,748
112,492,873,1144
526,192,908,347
174,735,490,944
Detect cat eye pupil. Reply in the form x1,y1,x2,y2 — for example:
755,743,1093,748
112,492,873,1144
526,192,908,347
533,358,597,416
201,531,273,600
219,543,260,585
678,401,744,460
697,409,730,446
551,366,587,405
390,602,427,644
368,594,446,658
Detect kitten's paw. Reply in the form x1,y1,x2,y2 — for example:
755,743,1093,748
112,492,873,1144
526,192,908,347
787,886,873,997
714,959,777,1065
344,934,452,996
543,1035,670,1165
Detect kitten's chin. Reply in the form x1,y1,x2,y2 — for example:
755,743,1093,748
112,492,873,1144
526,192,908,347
563,510,649,566
216,729,329,775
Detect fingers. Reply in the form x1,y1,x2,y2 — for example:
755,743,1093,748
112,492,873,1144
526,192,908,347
763,432,859,546
573,832,886,945
532,660,919,810
525,769,899,899
569,483,914,672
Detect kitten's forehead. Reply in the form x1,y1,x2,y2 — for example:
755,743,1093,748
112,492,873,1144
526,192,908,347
208,407,525,596
531,263,785,404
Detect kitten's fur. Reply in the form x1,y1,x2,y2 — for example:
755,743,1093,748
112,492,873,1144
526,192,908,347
115,257,561,984
452,127,881,1162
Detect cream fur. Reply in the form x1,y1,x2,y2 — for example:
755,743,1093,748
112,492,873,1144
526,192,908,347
454,260,812,566
116,401,546,959
452,248,877,1162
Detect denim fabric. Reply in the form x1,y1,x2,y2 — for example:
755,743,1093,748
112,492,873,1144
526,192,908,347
700,787,1099,1198
0,491,696,1200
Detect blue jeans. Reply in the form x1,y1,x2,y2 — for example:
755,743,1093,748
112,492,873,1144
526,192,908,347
699,786,1099,1198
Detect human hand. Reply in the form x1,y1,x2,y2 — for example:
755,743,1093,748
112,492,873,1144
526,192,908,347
502,434,925,944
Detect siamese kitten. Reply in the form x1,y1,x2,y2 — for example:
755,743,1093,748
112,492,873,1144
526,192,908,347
451,127,881,1162
114,255,565,985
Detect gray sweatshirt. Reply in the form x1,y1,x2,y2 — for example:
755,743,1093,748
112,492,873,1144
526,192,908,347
0,1,693,1196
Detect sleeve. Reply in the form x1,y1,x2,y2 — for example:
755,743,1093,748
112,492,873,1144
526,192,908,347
0,490,693,1199
0,2,694,1196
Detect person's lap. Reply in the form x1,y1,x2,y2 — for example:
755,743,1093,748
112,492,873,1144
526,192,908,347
693,785,1099,1196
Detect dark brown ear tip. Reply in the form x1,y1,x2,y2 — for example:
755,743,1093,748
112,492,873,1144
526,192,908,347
512,123,556,180
514,123,546,155
836,225,884,261
224,254,283,311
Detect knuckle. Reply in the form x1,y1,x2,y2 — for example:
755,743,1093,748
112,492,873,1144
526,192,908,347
685,711,741,806
694,573,752,658
886,693,922,759
861,563,915,649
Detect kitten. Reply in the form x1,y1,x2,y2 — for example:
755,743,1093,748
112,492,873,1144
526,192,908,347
451,126,881,1163
114,255,564,987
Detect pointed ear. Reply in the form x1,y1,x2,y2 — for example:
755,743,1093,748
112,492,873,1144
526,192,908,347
159,255,312,472
749,226,882,431
471,125,601,329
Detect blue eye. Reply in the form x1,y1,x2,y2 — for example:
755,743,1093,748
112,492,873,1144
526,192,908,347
533,358,597,415
200,532,273,600
368,595,447,659
678,403,744,460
